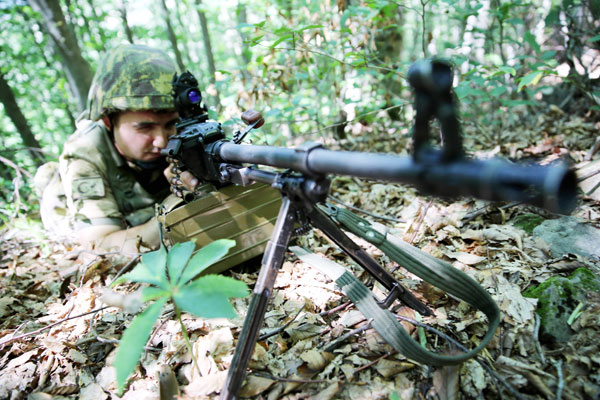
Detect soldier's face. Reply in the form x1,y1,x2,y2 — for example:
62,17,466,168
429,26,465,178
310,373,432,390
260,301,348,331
110,111,179,162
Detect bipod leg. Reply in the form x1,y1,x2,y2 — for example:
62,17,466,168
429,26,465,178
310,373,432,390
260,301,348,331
307,206,432,316
220,196,296,400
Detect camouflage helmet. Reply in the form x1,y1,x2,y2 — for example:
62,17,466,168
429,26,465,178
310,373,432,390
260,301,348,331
87,44,178,121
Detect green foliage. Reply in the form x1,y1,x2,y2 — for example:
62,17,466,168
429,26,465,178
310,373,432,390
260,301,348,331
511,213,545,234
2,0,598,213
111,239,248,394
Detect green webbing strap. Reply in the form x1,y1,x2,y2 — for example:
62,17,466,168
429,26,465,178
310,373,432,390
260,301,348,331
293,206,500,366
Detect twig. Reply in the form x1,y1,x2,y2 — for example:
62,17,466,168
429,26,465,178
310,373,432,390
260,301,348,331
148,309,175,346
0,306,111,348
79,332,162,352
419,0,432,57
409,199,433,245
461,201,523,223
0,154,34,179
555,359,564,400
533,314,546,364
328,196,404,223
584,137,600,161
353,351,396,374
319,301,352,317
258,303,306,341
264,44,403,76
111,254,142,284
261,102,408,138
0,155,26,220
249,371,330,384
323,319,373,352
393,313,525,399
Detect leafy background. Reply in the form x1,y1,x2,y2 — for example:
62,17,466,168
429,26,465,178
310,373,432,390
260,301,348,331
1,0,599,218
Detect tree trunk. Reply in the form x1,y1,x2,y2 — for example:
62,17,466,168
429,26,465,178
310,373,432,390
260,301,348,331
28,0,94,113
0,72,46,167
195,0,220,109
158,0,186,72
236,1,252,67
118,0,135,43
19,8,78,133
373,7,404,120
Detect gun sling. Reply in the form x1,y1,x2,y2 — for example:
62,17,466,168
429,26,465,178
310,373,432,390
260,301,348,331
291,206,500,366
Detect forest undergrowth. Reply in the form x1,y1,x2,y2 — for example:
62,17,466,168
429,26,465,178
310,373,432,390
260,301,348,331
0,105,599,400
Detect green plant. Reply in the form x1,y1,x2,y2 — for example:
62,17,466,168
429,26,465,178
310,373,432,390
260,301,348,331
111,239,249,394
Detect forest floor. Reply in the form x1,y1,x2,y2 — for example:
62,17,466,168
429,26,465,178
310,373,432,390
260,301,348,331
1,105,599,400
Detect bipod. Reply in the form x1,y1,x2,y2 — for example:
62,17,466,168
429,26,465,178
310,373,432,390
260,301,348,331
219,169,431,399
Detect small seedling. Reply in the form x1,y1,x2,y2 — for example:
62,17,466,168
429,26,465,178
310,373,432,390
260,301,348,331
111,239,249,393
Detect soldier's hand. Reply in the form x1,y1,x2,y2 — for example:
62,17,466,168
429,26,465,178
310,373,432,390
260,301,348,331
164,160,199,198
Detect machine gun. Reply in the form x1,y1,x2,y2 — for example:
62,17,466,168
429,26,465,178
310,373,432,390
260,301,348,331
162,60,577,399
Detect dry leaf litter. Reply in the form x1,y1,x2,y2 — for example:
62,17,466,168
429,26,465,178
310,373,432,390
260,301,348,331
1,107,599,400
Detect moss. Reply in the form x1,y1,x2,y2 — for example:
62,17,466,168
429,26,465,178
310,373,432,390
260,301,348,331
523,268,600,342
511,213,545,234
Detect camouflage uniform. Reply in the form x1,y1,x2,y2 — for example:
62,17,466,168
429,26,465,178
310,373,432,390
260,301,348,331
36,44,178,236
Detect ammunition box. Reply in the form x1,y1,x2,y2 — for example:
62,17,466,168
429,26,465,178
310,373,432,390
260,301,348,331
158,183,281,274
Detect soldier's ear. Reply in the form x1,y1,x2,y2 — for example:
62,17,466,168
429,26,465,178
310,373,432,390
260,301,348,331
101,116,111,130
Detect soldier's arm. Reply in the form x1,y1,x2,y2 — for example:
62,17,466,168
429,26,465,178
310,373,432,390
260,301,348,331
78,218,160,254
60,156,161,254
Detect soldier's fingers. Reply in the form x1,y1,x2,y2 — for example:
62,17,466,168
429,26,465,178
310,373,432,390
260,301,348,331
180,171,199,191
170,185,183,198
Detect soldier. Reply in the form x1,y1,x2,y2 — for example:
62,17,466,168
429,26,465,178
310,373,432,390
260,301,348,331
36,44,198,254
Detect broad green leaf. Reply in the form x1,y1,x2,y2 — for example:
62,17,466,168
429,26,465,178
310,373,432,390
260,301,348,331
141,287,171,302
114,297,168,394
295,24,323,33
497,65,516,76
523,32,540,53
177,239,236,286
589,34,600,42
167,241,195,284
517,71,543,91
249,35,264,46
490,86,507,97
173,275,249,319
114,246,169,289
270,34,294,49
541,50,557,60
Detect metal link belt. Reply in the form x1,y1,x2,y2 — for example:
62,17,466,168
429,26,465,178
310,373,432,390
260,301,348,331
292,205,500,366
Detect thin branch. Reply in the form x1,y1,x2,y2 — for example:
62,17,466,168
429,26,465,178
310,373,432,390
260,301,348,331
420,0,430,57
319,301,352,317
260,44,404,76
353,351,396,374
394,313,526,400
533,314,546,364
555,359,564,400
323,319,373,353
249,371,330,384
328,196,404,223
0,155,31,177
409,198,433,245
0,306,111,348
258,303,306,341
110,254,142,284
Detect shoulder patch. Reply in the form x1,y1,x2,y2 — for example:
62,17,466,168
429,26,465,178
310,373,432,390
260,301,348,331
72,177,105,200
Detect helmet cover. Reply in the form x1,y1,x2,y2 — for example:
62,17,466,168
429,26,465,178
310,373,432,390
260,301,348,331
87,44,178,121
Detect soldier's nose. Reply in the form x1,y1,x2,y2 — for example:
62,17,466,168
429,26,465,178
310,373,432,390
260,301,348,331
153,133,167,149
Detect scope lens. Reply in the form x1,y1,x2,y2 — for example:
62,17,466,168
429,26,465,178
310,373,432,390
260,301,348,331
187,90,201,104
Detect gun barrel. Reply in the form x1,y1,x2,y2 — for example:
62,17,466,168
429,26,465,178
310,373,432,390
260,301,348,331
219,143,577,214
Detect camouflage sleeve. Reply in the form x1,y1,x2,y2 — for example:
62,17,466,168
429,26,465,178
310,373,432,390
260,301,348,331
59,157,125,231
